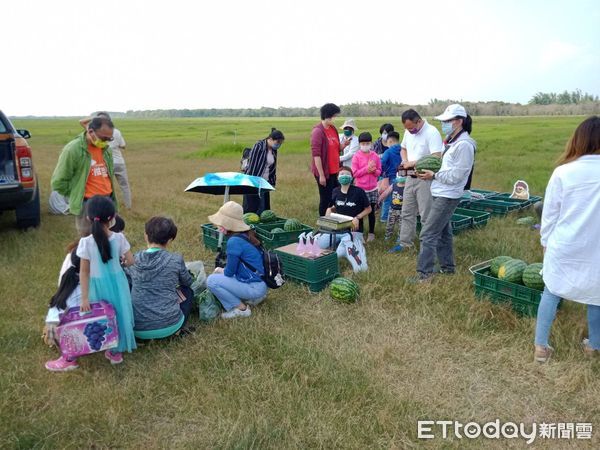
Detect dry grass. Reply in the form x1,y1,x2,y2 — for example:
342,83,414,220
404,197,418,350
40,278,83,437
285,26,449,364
1,116,599,449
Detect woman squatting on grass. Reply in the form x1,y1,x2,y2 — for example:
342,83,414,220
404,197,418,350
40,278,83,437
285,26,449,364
206,201,268,319
534,116,600,363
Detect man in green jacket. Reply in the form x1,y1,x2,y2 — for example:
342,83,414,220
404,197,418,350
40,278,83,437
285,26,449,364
51,116,118,235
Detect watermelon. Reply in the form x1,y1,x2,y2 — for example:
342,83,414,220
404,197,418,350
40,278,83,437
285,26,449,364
283,218,303,232
522,263,544,290
330,277,359,303
415,155,442,173
243,213,260,225
490,256,512,277
498,259,527,284
260,210,278,223
271,227,285,233
516,216,536,226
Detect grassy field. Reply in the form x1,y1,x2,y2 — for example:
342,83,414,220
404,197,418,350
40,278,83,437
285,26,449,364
1,115,599,449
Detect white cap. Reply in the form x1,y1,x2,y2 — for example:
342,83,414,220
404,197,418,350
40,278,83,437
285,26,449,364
339,118,358,131
435,104,467,121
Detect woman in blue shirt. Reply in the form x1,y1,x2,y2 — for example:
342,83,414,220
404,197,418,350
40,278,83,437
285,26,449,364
206,201,267,319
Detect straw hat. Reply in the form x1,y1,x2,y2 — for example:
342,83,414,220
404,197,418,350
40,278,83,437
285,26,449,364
339,118,358,131
208,201,250,232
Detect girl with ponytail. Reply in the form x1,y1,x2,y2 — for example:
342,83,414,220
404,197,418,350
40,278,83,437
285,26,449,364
70,196,136,368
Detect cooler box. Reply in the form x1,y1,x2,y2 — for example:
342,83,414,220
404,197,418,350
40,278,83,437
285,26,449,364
56,300,119,359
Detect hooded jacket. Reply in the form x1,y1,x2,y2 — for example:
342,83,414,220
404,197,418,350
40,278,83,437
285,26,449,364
129,249,193,331
51,132,117,215
431,131,476,199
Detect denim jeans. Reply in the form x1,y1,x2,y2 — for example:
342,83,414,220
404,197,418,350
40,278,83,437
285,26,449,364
534,287,600,350
206,273,267,311
416,196,460,276
380,194,392,221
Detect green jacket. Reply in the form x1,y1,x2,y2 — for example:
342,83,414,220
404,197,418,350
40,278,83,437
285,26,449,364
51,132,118,215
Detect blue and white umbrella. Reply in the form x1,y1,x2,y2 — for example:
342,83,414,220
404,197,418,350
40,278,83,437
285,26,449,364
185,172,275,249
185,172,274,200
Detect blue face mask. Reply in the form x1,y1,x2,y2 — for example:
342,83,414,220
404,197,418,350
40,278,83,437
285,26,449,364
441,122,454,135
272,142,281,150
338,174,353,186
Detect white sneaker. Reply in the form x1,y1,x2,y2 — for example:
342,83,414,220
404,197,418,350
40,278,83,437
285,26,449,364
367,233,376,242
221,306,251,319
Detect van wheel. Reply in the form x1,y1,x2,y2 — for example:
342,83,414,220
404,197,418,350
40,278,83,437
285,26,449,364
16,184,41,230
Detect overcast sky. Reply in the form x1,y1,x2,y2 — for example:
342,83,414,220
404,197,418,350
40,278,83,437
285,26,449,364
5,0,599,116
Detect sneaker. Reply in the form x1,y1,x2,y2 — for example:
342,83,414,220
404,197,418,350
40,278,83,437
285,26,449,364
582,339,599,357
367,233,376,243
407,274,433,284
534,345,554,363
388,245,404,253
434,267,455,275
105,350,124,365
221,306,251,319
45,356,78,372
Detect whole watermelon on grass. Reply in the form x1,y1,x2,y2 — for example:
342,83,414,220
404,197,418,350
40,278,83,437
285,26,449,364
330,278,359,303
522,263,544,290
490,256,513,277
415,155,442,173
284,218,303,232
260,210,278,223
498,259,527,284
243,213,260,225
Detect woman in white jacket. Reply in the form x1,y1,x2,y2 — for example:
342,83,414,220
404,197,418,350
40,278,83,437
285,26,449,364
534,116,600,363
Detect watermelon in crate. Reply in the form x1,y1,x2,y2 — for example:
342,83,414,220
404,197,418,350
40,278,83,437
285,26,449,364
260,210,278,223
498,259,527,284
522,263,544,291
284,218,304,232
243,212,260,225
490,256,513,277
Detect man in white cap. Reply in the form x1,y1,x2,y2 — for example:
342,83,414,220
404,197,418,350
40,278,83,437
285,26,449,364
339,118,360,168
396,109,444,251
411,104,476,282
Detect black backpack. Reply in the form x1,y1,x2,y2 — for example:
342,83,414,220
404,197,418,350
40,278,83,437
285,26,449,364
240,147,252,173
226,234,285,289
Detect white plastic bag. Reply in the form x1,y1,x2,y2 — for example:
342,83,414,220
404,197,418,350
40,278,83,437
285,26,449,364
186,260,207,295
337,233,368,272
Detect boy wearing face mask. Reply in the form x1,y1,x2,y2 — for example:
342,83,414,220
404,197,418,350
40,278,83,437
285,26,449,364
338,119,360,169
373,123,394,156
352,132,382,242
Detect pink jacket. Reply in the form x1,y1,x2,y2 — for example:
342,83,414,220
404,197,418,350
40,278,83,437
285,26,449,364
352,150,382,191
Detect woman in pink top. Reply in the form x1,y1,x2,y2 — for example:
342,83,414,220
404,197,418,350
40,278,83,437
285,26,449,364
352,132,382,242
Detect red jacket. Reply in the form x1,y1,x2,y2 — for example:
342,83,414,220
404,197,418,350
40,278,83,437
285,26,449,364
310,123,339,178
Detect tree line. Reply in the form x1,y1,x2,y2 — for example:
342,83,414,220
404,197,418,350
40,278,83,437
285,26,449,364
116,93,599,118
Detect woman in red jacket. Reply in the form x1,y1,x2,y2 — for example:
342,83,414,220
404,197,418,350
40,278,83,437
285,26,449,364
311,103,350,216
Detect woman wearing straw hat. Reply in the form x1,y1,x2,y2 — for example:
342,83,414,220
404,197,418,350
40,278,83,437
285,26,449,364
206,201,267,319
339,118,360,169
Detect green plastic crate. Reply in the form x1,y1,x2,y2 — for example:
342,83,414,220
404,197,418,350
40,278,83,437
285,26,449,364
417,213,472,235
470,261,543,317
487,195,533,209
470,189,498,198
465,199,521,216
201,223,228,252
255,222,313,250
454,208,491,227
274,248,339,292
